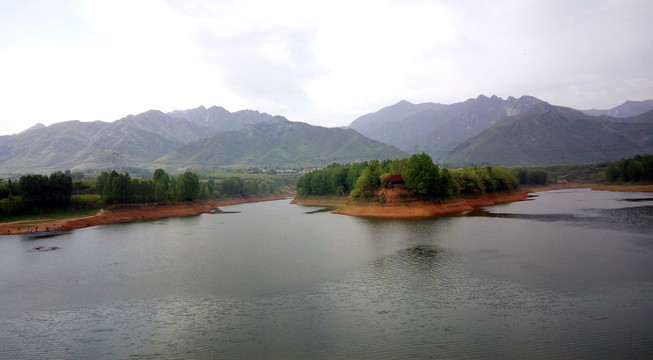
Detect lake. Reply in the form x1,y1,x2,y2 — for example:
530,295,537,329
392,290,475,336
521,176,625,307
1,188,652,359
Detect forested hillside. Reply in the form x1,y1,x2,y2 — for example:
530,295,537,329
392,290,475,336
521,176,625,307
441,108,653,166
157,117,407,169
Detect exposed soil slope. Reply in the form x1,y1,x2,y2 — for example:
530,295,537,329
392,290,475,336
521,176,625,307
333,187,529,219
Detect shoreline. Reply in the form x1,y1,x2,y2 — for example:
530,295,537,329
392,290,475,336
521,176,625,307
0,195,287,236
294,190,530,219
2,183,652,234
294,183,653,219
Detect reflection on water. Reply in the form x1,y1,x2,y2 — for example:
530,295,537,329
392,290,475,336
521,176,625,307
1,189,652,359
26,246,60,252
471,205,653,234
476,189,653,235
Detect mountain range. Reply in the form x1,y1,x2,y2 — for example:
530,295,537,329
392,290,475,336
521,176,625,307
0,108,406,173
349,96,653,166
1,96,652,174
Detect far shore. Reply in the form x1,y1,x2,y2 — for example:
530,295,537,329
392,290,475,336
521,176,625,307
0,195,287,236
2,183,652,235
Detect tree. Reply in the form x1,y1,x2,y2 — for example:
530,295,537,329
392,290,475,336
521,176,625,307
169,177,180,202
205,179,215,197
18,172,72,213
153,169,170,203
153,169,167,184
48,171,73,208
177,171,200,201
351,159,382,199
403,153,440,198
220,177,244,196
19,174,49,212
605,165,620,182
389,158,408,175
489,166,519,191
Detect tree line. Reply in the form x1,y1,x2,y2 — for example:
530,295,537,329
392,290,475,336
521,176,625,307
605,154,653,183
0,168,285,217
96,169,201,204
0,171,74,216
296,153,520,201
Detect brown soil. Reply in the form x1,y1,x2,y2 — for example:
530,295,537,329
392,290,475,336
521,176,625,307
0,195,287,236
324,183,653,219
332,187,530,219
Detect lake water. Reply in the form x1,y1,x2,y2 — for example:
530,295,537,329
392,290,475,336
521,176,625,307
1,188,652,359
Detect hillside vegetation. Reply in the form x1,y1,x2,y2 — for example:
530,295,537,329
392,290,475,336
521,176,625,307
350,95,653,166
0,111,404,173
441,108,653,166
296,153,519,203
157,117,407,169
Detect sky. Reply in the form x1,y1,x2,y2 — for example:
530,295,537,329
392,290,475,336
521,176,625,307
1,0,652,135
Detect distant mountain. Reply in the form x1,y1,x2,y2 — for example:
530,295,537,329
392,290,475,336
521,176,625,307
109,110,215,144
4,97,652,173
440,105,653,166
0,109,406,173
349,95,545,155
19,123,46,134
0,120,110,173
582,100,653,118
168,106,274,131
0,110,217,173
157,116,408,169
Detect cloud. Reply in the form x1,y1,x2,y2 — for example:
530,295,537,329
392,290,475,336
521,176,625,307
0,0,652,135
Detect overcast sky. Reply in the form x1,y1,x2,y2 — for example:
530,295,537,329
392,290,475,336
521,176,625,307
1,0,652,135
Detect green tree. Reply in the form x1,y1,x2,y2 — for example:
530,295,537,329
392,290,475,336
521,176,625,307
403,153,440,198
177,171,200,201
310,170,329,196
205,179,215,197
48,171,73,208
351,159,382,199
153,169,170,203
221,177,244,196
605,165,620,182
296,171,313,196
389,158,408,175
169,177,180,202
19,174,49,212
489,167,519,191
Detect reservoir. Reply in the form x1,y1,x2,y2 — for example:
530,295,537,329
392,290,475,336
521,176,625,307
1,188,652,358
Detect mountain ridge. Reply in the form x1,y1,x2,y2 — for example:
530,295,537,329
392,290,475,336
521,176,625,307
156,116,407,169
0,109,406,173
582,99,653,118
440,106,653,166
349,95,548,155
2,95,653,173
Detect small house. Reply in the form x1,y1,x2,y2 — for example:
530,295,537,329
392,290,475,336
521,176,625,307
388,174,404,185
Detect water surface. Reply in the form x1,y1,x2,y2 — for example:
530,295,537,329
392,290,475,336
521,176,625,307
1,189,652,358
